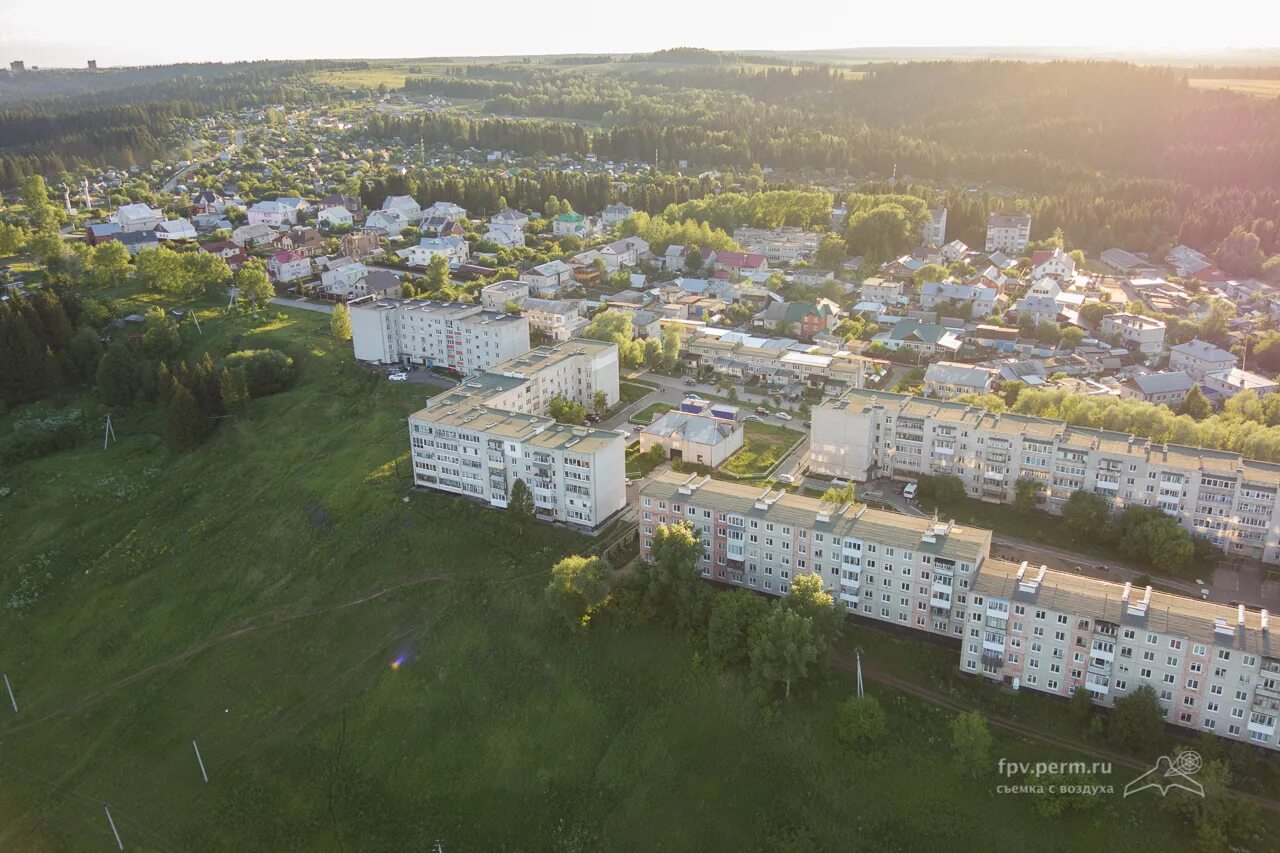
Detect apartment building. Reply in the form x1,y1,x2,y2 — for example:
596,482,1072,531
521,298,587,342
348,298,530,373
964,560,1278,752
639,470,990,640
480,279,530,311
1169,339,1236,379
923,361,997,399
407,339,624,530
810,388,1280,563
731,226,822,264
985,212,1032,255
923,208,947,247
638,469,1279,752
1099,312,1167,356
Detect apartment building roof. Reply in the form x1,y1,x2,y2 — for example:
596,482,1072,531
412,401,619,454
988,212,1031,228
641,469,990,563
351,298,523,327
829,387,1280,486
975,558,1274,655
1127,371,1195,396
493,340,614,379
924,361,996,388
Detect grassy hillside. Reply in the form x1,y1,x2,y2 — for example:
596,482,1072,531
0,304,1264,850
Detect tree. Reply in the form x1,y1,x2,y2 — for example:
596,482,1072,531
591,389,608,416
545,554,611,631
1109,685,1166,755
89,240,132,288
330,303,352,341
1063,489,1110,536
508,478,535,524
815,232,847,269
185,252,232,296
1059,326,1084,349
749,606,822,700
1013,478,1042,514
1179,384,1212,419
0,221,30,255
425,255,450,292
167,384,207,451
836,695,888,749
1214,226,1265,277
135,246,196,297
548,394,586,425
20,174,59,234
706,588,770,670
68,326,104,382
950,711,992,777
660,322,682,369
1068,685,1095,730
96,341,149,406
780,573,842,649
821,482,857,504
219,366,250,418
912,263,948,287
647,521,708,631
140,307,181,359
234,260,274,310
928,474,966,504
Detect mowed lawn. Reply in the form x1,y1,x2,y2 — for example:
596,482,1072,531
0,305,1265,850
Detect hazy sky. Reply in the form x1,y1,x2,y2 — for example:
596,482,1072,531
2,0,1276,67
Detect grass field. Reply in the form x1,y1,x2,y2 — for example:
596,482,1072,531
0,302,1272,849
628,401,676,425
1189,78,1280,98
719,420,802,478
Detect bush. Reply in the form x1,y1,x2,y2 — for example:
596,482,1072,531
1,408,84,464
223,349,297,397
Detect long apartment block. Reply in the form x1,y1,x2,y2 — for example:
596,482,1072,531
349,297,530,374
408,339,625,530
967,560,1278,750
811,388,1280,564
638,469,1279,752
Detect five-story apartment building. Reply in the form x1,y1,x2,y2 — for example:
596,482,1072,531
349,297,530,373
811,389,1280,564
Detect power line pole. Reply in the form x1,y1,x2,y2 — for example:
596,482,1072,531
854,646,865,699
103,414,116,450
103,805,123,850
3,673,16,713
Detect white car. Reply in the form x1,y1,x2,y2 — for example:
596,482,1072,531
902,482,918,500
624,478,634,487
617,429,631,439
387,372,408,382
777,474,796,484
775,411,793,421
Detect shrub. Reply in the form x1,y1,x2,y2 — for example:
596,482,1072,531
1,408,84,464
223,349,297,397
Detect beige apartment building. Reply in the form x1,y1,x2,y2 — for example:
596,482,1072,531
638,469,1279,752
810,389,1280,564
965,560,1278,751
349,297,530,373
408,339,625,530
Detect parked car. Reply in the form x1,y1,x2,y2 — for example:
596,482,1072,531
617,429,631,439
684,378,697,386
387,372,408,382
775,412,793,421
777,474,796,484
902,481,918,500
755,407,770,416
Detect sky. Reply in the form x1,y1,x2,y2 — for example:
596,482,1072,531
2,0,1277,68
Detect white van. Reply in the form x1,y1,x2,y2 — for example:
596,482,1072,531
902,481,918,500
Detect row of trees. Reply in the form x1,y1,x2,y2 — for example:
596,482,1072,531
581,309,681,370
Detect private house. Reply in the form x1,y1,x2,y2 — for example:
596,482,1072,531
480,279,531,311
420,215,464,238
1166,245,1213,278
192,213,232,233
919,281,997,317
1012,294,1063,326
490,208,529,230
521,297,586,342
483,224,525,249
401,236,469,267
859,277,907,305
117,231,159,255
115,203,163,233
341,230,382,260
520,260,574,296
155,219,198,241
364,209,408,238
941,239,969,263
275,197,310,222
713,251,769,276
319,260,368,294
602,203,635,227
381,195,422,223
278,227,326,257
267,249,311,283
637,411,744,468
872,320,963,356
319,193,362,215
882,255,926,280
247,200,290,229
1031,248,1076,280
601,236,649,269
350,270,402,299
1098,312,1166,356
1101,248,1159,276
86,222,121,246
552,211,588,237
198,239,248,267
318,206,354,228
1169,339,1237,379
1201,368,1279,401
231,223,278,248
631,310,662,339
923,361,998,399
753,301,838,340
1118,371,1196,406
423,201,466,220
985,212,1032,254
191,190,225,215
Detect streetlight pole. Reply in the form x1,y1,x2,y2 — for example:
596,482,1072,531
855,646,865,698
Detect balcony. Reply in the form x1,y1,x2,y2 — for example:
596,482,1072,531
980,649,1004,667
1085,675,1111,695
930,593,953,611
839,591,858,604
726,542,745,562
983,637,1006,653
1247,714,1277,737
1090,643,1115,662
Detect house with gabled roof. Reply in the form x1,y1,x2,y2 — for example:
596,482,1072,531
381,195,422,223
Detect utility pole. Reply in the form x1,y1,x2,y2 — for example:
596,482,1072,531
103,805,123,850
854,646,865,699
3,673,16,713
103,414,116,450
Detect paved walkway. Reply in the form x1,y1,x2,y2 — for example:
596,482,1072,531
269,296,333,314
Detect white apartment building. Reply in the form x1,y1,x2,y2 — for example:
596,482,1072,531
923,208,947,247
349,298,530,373
810,388,1280,563
639,470,989,640
731,226,822,264
1099,312,1167,356
115,203,163,233
408,339,624,530
638,469,1279,752
985,212,1032,255
964,560,1278,753
859,278,907,306
1169,339,1237,379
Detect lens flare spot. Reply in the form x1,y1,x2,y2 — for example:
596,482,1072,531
390,655,407,671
